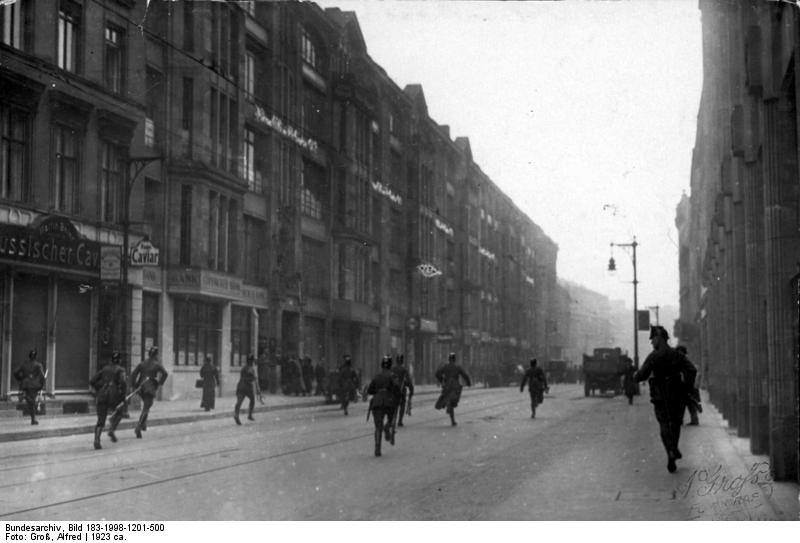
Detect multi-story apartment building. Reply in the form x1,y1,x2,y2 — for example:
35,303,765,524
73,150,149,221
1,0,559,405
679,0,798,481
0,0,149,397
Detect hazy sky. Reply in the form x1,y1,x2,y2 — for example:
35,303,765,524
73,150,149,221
312,0,703,310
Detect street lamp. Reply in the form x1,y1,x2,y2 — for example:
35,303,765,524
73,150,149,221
608,237,639,370
121,155,162,372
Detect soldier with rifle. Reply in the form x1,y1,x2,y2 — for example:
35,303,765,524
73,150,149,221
435,352,472,426
520,358,549,418
365,356,402,457
635,326,697,473
130,346,169,438
392,354,414,427
89,351,127,449
14,349,46,425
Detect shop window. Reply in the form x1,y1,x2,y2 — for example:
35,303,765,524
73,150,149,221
231,306,251,367
174,300,219,366
141,292,159,362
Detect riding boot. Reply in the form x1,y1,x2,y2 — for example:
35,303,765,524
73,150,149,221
448,407,456,426
374,428,382,457
135,412,145,438
234,405,242,425
108,414,120,442
94,427,102,450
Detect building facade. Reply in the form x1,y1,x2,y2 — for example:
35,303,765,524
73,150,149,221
1,0,559,404
678,0,799,481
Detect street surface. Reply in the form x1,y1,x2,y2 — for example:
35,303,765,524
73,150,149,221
0,385,792,520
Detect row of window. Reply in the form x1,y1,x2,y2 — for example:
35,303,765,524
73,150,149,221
0,102,128,221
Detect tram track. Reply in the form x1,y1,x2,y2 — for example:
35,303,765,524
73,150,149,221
0,394,525,518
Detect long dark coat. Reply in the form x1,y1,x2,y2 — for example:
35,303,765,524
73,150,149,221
200,362,219,409
435,363,471,410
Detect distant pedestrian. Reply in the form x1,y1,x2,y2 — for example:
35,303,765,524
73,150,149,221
622,356,637,405
89,351,127,449
520,358,549,418
366,356,402,457
338,355,360,416
130,346,169,439
392,355,414,427
435,352,472,426
635,326,697,473
314,361,327,396
14,349,46,425
301,357,314,397
234,354,262,425
199,357,219,411
675,346,701,425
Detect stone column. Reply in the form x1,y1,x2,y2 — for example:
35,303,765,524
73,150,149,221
743,159,769,454
762,96,799,481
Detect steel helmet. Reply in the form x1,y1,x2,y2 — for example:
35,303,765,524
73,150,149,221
381,355,392,369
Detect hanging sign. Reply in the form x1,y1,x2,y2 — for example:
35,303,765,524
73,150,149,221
130,239,160,266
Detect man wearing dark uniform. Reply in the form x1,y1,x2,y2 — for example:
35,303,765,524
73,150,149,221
14,349,45,425
234,354,261,425
520,358,549,418
130,346,169,438
89,351,127,449
635,326,697,473
435,352,472,426
338,355,360,416
366,356,402,457
392,355,414,427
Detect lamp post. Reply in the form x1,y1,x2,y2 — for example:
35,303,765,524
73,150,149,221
608,237,639,370
121,155,162,372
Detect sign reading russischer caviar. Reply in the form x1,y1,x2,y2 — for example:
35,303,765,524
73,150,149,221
0,216,101,273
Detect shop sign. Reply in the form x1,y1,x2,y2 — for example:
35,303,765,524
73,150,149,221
0,216,100,273
254,105,319,152
100,245,121,281
130,239,160,266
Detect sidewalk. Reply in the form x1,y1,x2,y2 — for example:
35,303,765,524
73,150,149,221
0,385,442,443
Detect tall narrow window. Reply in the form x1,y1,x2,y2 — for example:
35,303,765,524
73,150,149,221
230,306,251,367
104,25,124,94
209,88,218,166
58,1,81,73
1,104,29,202
1,0,25,49
245,51,255,99
227,199,237,273
181,77,193,158
301,31,316,69
217,195,228,271
182,2,194,52
244,127,256,191
100,141,123,223
180,184,192,265
228,98,238,174
53,125,79,213
208,191,218,269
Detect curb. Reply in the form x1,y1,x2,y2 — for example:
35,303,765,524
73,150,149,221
0,388,446,444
